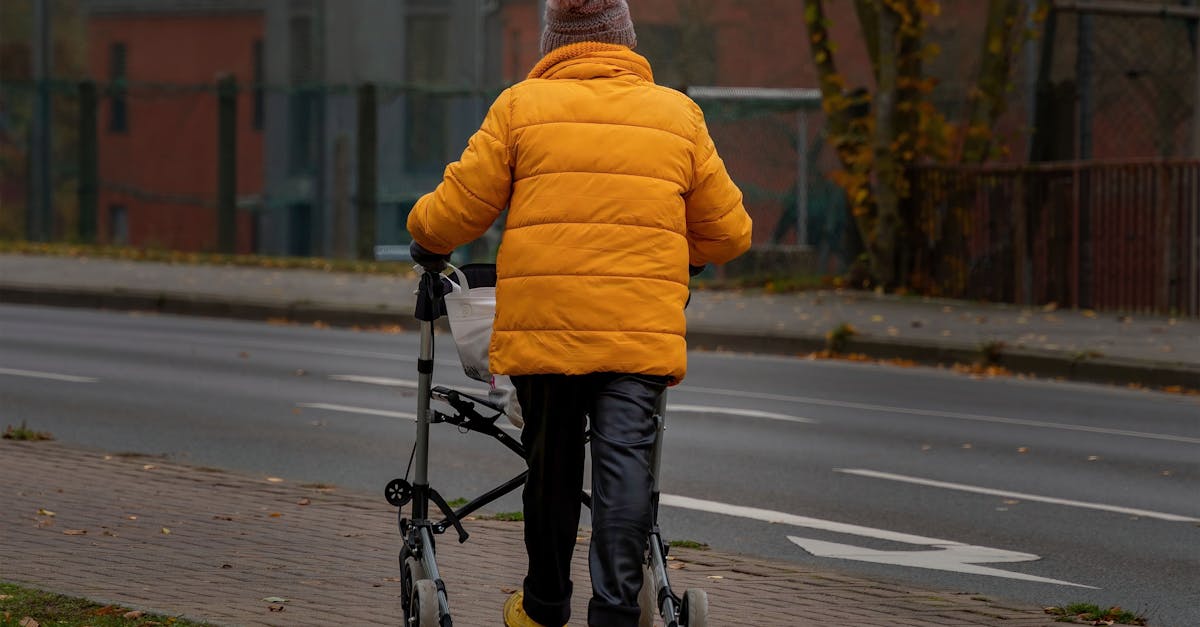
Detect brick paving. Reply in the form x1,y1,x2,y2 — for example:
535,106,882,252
0,440,1062,626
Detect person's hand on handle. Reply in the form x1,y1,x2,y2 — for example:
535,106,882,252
410,241,450,272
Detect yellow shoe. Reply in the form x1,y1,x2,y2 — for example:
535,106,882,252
503,591,558,627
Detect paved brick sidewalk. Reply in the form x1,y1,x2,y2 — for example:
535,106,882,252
0,440,1062,626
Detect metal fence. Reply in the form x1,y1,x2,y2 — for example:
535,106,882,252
911,160,1200,316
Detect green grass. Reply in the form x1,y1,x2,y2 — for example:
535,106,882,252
668,540,710,551
1044,603,1146,625
2,422,54,441
446,497,470,508
0,241,415,277
479,511,524,522
0,582,211,626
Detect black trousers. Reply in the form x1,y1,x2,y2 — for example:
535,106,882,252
512,373,668,627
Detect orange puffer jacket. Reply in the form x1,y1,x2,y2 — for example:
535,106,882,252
407,43,752,382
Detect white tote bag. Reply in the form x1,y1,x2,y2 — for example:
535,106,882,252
443,265,495,383
443,265,524,428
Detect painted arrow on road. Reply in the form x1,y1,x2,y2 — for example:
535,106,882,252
787,536,1096,587
660,494,1095,588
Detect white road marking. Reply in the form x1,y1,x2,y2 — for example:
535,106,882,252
297,402,520,433
658,494,1092,587
835,468,1200,522
297,403,418,421
0,367,98,383
330,375,486,396
676,385,1200,444
786,537,1095,588
666,404,818,424
331,376,817,424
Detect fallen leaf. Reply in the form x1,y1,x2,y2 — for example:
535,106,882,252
161,527,171,535
142,465,156,470
262,597,289,603
297,498,311,506
501,587,518,594
19,617,38,627
63,529,87,535
0,594,9,601
668,562,685,570
127,515,138,520
870,315,884,322
266,477,284,483
123,611,144,619
1082,309,1097,318
268,605,285,612
706,575,723,580
1017,447,1029,454
269,512,282,518
37,508,55,517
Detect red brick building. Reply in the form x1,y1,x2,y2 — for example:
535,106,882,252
86,0,263,252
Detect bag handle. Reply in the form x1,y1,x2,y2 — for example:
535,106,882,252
445,263,470,293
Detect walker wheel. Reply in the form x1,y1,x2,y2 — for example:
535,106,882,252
411,579,439,626
400,553,425,614
637,564,656,627
680,588,708,627
386,479,414,507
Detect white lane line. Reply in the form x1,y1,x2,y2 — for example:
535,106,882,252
297,402,520,432
675,385,1200,445
0,367,99,383
330,375,486,395
667,404,818,424
659,493,959,545
836,468,1200,523
297,403,418,421
331,377,817,425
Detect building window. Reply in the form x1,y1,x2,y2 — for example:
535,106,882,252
253,39,264,131
405,14,449,174
637,24,716,90
109,43,128,132
108,204,128,244
288,15,316,174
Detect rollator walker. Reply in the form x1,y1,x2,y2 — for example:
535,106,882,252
378,255,709,627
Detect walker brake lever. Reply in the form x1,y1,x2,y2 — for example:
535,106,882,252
429,488,470,543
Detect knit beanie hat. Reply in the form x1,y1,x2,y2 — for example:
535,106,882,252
541,0,637,56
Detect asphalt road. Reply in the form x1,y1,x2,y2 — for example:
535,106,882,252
2,304,1198,626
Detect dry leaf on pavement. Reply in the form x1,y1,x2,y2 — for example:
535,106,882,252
268,605,285,612
161,527,171,535
63,529,87,535
18,617,39,627
501,587,517,594
266,477,284,483
297,498,311,506
36,508,55,517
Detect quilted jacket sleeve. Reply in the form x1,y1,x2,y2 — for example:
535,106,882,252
407,89,514,255
683,107,753,266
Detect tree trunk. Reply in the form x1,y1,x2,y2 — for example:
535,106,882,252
872,1,900,286
962,0,1025,163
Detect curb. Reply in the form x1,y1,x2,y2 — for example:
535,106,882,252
5,283,1198,390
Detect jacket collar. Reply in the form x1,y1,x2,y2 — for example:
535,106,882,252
527,43,655,83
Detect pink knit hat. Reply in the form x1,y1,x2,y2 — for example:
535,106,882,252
541,0,637,56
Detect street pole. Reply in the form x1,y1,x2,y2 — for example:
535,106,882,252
30,0,52,242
